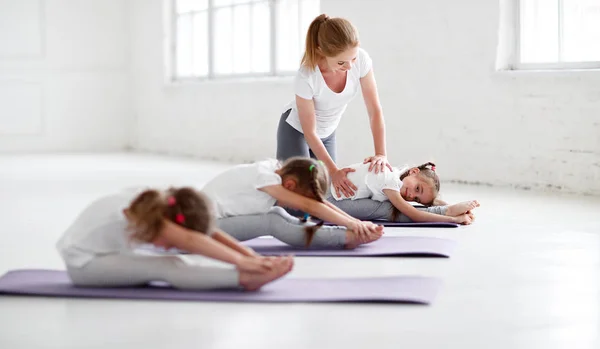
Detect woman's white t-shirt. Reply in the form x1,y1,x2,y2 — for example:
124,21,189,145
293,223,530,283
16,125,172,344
283,48,373,139
201,159,282,219
56,188,143,268
329,163,407,202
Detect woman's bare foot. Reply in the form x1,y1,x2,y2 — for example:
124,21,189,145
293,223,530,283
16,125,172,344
239,256,294,291
446,200,480,217
344,226,384,249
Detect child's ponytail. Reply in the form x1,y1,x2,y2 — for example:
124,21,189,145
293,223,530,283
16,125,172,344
126,187,215,243
279,157,329,247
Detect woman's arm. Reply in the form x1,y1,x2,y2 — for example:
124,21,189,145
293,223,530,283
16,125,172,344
296,96,357,197
260,185,354,227
211,230,258,257
296,96,336,172
383,189,459,223
360,70,392,173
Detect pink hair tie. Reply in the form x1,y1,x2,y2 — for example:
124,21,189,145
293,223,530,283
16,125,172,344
167,196,176,206
431,165,436,172
175,213,185,224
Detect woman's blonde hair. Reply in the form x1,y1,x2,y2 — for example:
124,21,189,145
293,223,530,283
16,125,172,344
301,14,359,70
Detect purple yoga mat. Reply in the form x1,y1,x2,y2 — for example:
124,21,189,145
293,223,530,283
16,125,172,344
0,269,441,304
243,236,456,257
324,221,459,228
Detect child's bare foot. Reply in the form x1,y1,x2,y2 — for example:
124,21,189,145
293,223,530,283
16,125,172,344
239,256,294,291
446,200,480,217
344,226,384,249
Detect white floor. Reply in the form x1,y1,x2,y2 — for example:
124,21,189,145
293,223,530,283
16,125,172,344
1,153,599,349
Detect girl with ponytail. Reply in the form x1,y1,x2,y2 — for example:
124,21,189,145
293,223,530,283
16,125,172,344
327,161,480,225
200,157,384,250
57,187,293,291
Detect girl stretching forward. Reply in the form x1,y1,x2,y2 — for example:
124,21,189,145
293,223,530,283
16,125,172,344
201,157,384,249
329,161,479,224
57,187,293,291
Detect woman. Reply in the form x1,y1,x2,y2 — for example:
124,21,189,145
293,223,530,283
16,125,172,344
277,14,391,199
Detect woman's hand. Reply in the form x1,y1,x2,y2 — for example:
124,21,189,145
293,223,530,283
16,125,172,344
363,155,393,174
331,168,358,198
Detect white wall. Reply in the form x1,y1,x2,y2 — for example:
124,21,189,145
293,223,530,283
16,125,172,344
0,0,132,152
131,0,600,195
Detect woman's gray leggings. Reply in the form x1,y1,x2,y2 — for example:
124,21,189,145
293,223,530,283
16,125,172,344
276,109,337,162
326,197,447,222
217,206,347,248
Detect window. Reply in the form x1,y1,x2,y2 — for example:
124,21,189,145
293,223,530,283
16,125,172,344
172,0,320,80
517,0,600,69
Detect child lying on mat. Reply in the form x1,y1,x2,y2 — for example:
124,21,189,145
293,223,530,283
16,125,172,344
201,157,383,249
57,187,293,291
328,161,479,225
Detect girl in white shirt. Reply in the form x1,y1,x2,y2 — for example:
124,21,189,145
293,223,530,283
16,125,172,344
57,187,293,291
276,14,393,201
201,157,384,249
328,162,480,224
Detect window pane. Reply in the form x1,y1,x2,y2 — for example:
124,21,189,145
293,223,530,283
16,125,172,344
214,0,232,6
233,0,253,4
563,0,600,62
192,12,208,76
299,0,320,49
214,7,233,74
233,4,251,73
176,0,208,13
176,14,193,77
520,0,559,63
251,1,270,73
277,0,300,72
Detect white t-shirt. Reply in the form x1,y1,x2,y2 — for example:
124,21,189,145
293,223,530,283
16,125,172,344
283,47,373,139
330,163,406,202
201,159,282,219
56,189,142,268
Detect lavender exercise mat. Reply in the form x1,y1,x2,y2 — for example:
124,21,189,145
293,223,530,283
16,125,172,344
324,221,459,228
243,236,456,257
0,269,441,304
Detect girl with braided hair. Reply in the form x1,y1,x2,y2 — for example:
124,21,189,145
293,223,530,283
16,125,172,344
201,157,383,249
328,161,480,225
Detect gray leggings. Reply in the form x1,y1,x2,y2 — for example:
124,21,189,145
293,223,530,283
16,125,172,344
217,206,347,248
276,109,337,162
66,254,239,290
327,197,447,222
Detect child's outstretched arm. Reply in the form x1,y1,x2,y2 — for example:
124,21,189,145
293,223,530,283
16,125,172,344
211,229,258,257
383,189,469,224
260,185,355,228
160,220,271,272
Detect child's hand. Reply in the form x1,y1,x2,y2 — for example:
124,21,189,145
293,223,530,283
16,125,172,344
349,220,383,238
236,256,275,273
453,213,473,225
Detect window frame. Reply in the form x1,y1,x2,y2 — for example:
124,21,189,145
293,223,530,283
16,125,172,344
170,0,309,81
513,0,600,70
